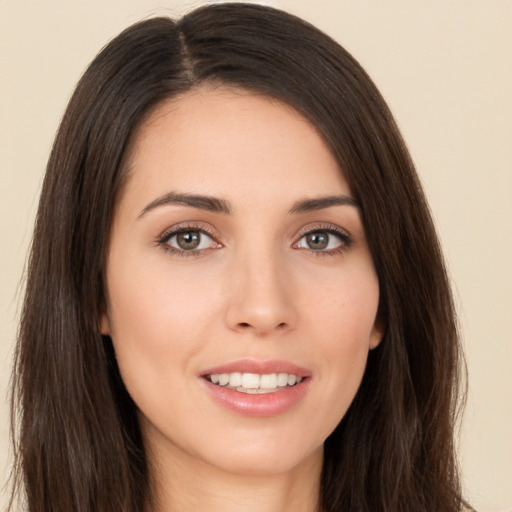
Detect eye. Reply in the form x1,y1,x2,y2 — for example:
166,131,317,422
161,228,219,253
295,227,351,253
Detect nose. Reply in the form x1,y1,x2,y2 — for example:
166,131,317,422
225,249,297,336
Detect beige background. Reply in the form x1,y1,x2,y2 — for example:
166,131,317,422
1,1,511,510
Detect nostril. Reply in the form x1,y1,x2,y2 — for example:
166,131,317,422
237,321,287,330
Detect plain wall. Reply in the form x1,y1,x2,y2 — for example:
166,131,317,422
1,1,511,510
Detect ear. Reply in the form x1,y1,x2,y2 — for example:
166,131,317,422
369,317,385,350
100,312,111,336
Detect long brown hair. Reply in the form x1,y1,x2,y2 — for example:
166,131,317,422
10,3,465,511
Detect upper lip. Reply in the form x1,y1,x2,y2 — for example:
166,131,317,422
200,359,311,378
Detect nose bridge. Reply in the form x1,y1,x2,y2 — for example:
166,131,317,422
225,241,295,335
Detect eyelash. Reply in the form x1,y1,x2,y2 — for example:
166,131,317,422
157,223,353,258
294,224,353,257
157,223,220,258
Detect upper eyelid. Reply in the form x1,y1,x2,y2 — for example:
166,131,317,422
295,222,351,238
293,223,353,250
156,221,352,246
158,222,220,243
157,224,222,257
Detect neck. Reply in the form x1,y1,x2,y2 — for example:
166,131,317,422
148,443,323,512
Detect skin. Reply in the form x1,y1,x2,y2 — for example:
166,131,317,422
101,87,382,512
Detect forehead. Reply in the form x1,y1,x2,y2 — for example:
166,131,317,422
120,87,351,213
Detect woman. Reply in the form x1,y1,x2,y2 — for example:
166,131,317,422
10,3,468,511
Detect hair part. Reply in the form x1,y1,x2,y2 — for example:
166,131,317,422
10,4,465,511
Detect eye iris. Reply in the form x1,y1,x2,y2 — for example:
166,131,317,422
306,232,328,250
177,231,201,250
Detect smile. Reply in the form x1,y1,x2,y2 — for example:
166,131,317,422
201,361,311,417
206,372,303,394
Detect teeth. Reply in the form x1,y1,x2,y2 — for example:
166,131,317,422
260,373,277,389
207,372,303,391
242,373,260,389
218,373,230,386
229,372,242,387
277,373,288,386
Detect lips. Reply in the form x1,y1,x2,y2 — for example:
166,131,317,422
207,372,303,393
200,359,311,417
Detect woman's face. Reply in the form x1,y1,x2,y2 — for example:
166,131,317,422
102,88,382,477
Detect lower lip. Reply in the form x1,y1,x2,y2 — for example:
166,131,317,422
202,379,310,417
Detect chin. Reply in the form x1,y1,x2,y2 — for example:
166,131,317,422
195,427,325,477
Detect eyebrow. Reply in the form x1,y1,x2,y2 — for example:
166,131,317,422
288,195,360,214
138,192,359,218
138,192,232,218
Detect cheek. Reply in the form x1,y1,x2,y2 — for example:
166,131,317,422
108,249,219,332
307,332,373,443
304,258,380,347
104,256,222,393
302,264,379,429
